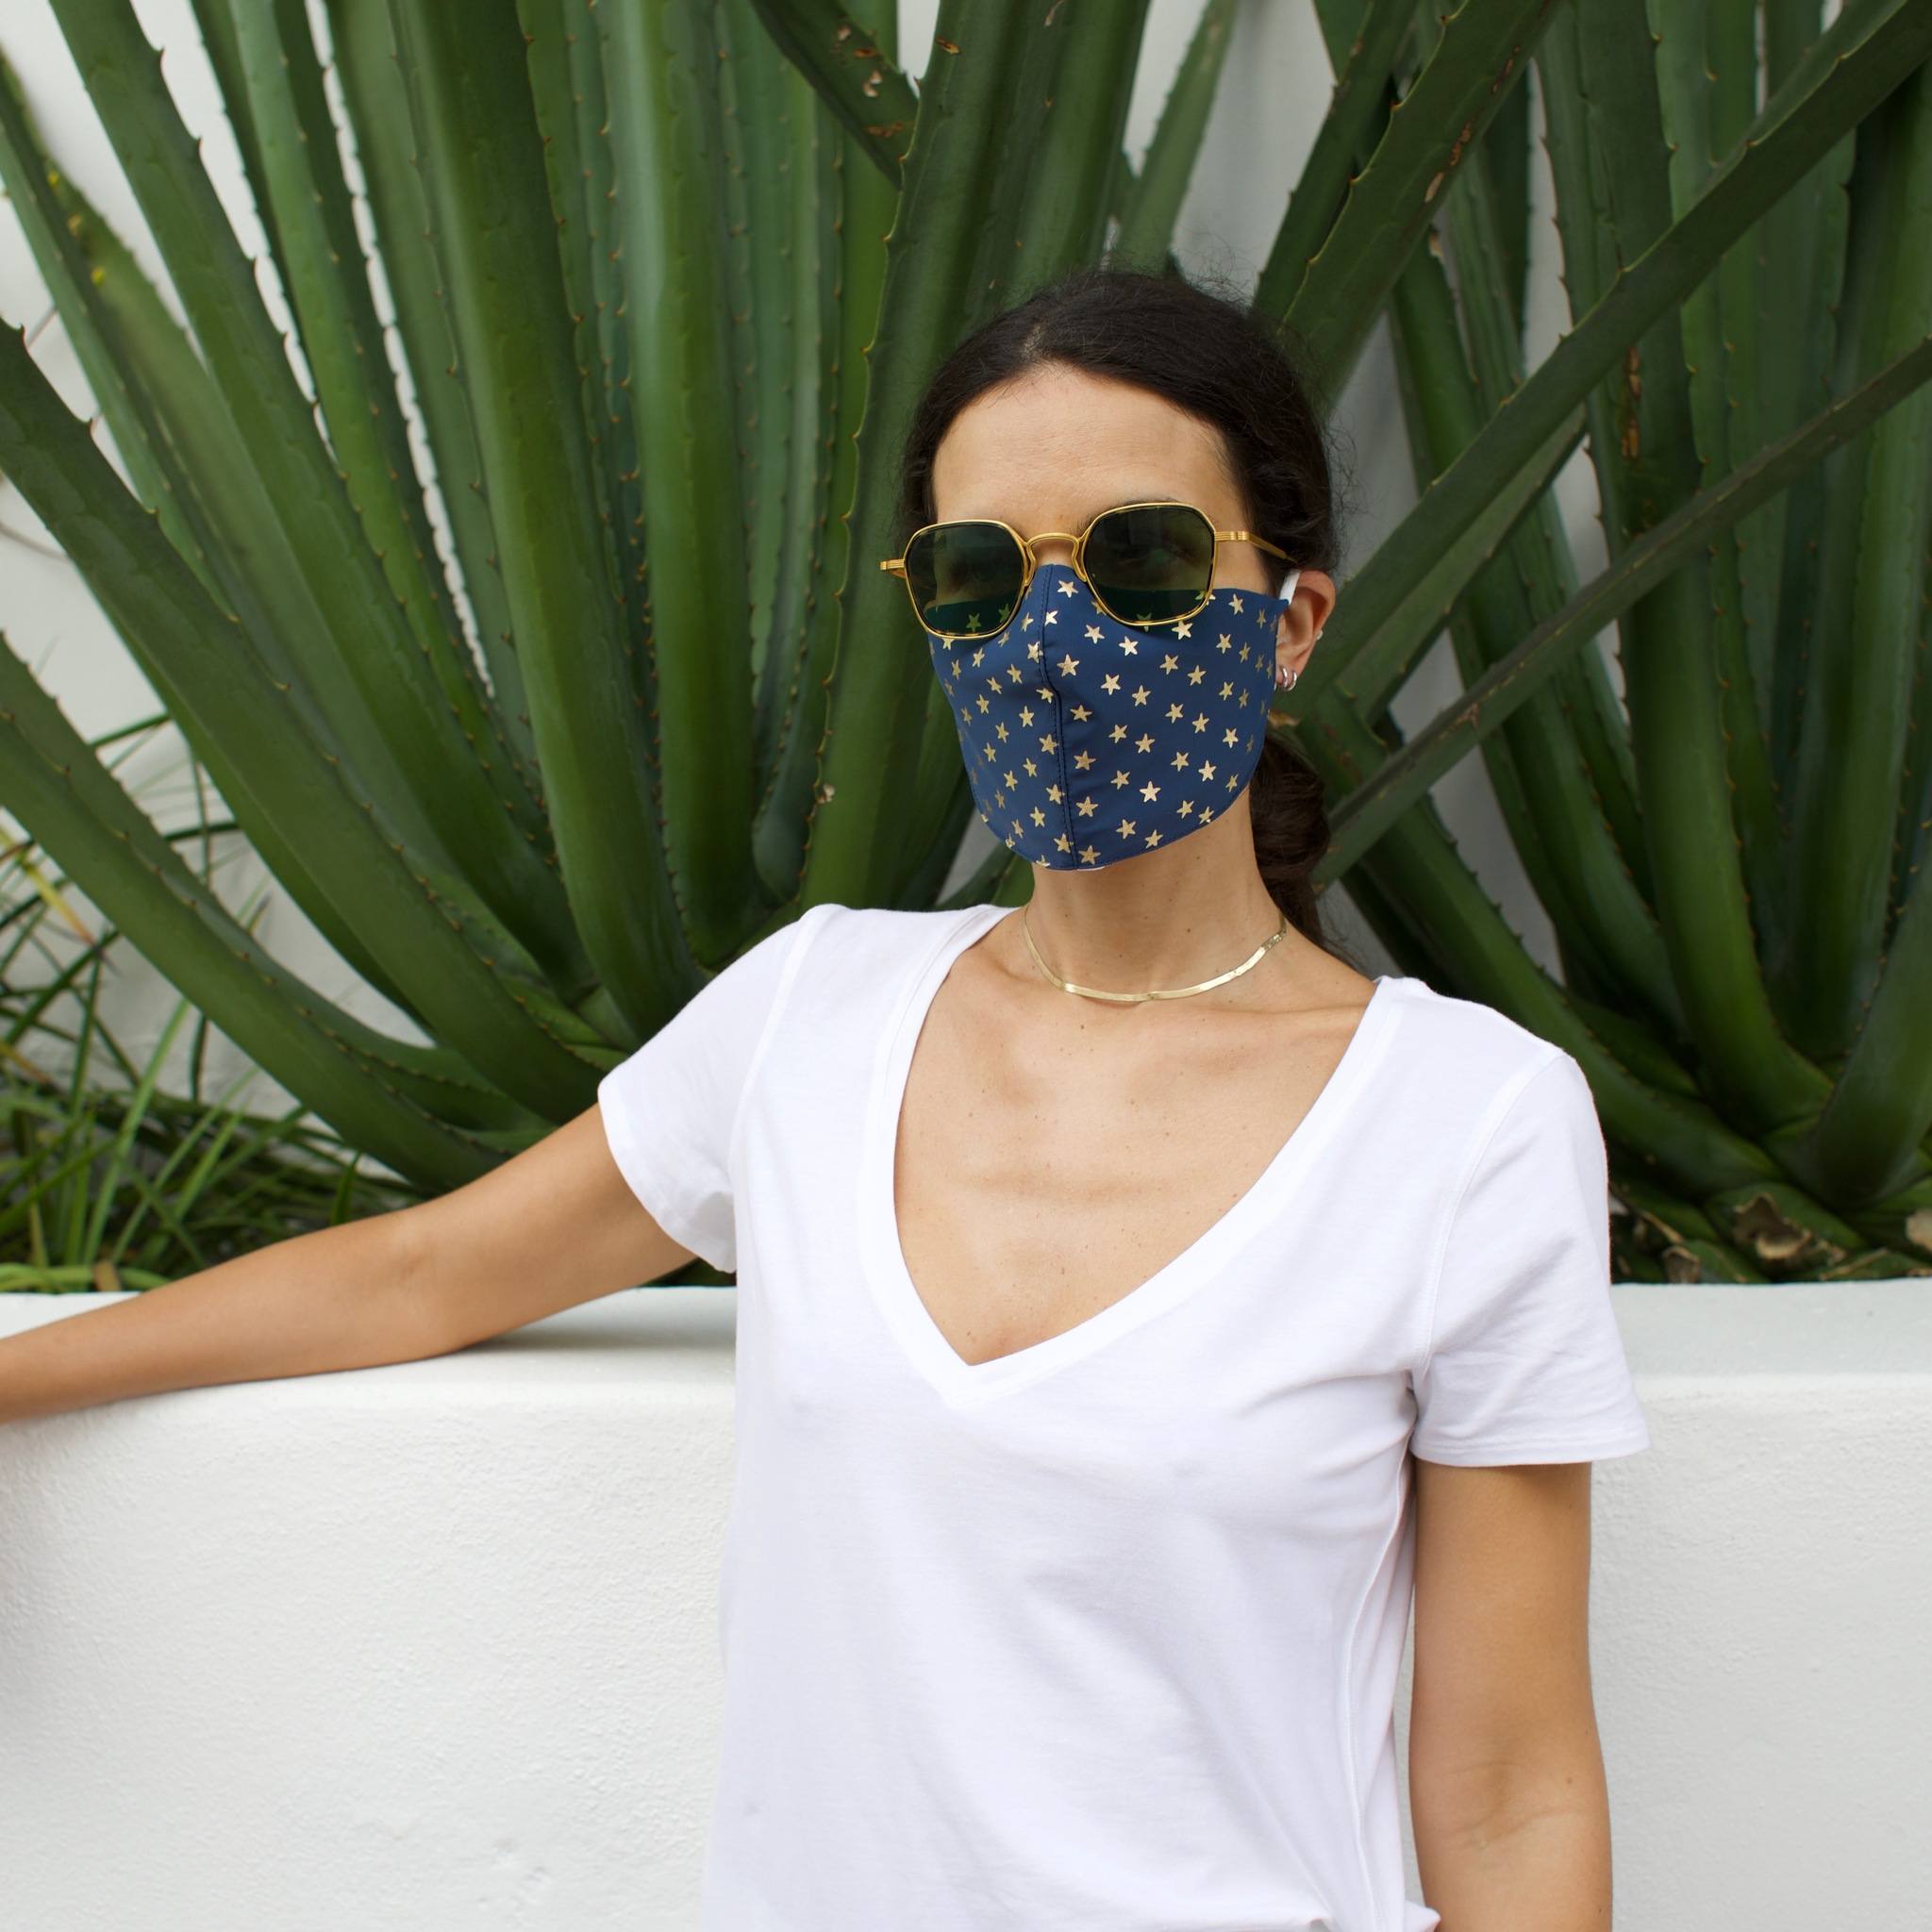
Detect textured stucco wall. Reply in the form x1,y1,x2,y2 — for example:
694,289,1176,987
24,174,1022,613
2,1281,1925,1929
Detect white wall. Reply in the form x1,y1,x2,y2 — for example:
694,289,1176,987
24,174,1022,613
3,1279,1927,1929
0,0,1608,1113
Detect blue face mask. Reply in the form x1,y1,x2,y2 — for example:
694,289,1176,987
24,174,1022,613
924,560,1302,869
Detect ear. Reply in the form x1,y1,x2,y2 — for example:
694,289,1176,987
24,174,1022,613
1272,568,1337,684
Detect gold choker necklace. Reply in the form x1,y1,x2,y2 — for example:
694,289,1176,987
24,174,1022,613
1021,908,1291,1005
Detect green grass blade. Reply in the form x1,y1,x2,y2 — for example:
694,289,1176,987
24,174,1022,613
0,631,508,1189
0,329,607,1117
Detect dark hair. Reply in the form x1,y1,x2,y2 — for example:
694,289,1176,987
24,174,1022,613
894,262,1349,951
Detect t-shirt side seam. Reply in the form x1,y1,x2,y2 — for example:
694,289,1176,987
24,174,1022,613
724,902,837,1181
1339,1457,1416,1926
1412,1041,1567,1386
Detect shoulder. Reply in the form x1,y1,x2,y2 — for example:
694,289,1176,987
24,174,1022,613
1379,974,1583,1133
780,901,990,988
796,900,982,952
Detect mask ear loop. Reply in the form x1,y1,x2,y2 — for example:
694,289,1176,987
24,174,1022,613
1273,567,1305,691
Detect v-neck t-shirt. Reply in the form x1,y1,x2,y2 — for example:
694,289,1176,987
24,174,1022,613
596,900,1651,1932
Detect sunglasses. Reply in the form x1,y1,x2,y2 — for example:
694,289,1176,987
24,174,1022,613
877,499,1292,641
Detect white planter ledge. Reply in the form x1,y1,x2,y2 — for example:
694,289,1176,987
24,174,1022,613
1,1281,1927,1930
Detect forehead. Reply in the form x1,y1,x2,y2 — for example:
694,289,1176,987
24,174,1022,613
930,364,1241,526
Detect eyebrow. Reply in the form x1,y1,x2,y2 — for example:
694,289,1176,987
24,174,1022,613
1007,494,1196,530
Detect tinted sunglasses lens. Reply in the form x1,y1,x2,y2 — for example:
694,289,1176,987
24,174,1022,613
1083,503,1216,623
905,523,1026,636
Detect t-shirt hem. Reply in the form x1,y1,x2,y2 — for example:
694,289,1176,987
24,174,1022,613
596,1097,732,1274
1409,1426,1651,1466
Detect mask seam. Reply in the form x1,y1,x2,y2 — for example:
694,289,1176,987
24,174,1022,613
1041,573,1078,859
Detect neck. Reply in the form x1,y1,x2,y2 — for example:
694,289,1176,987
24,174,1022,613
1015,812,1297,995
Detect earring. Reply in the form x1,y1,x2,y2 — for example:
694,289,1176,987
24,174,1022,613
1274,663,1298,691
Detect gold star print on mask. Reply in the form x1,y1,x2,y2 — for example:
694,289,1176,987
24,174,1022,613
930,581,1281,865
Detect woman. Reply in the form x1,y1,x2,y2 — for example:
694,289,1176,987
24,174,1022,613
0,264,1649,1930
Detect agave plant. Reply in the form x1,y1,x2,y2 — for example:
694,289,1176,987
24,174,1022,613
2,711,416,1291
0,0,1927,1282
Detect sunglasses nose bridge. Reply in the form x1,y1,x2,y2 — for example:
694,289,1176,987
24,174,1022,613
1024,530,1082,568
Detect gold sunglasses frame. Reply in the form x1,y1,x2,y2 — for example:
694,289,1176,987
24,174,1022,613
877,498,1292,641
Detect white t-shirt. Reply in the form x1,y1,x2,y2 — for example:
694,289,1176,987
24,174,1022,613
597,899,1650,1932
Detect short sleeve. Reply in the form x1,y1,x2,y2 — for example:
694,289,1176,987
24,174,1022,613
596,907,824,1273
1409,1048,1650,1466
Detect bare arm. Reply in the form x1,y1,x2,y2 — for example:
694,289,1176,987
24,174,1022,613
0,1102,697,1424
1407,1457,1616,1932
